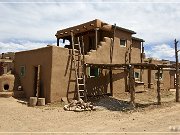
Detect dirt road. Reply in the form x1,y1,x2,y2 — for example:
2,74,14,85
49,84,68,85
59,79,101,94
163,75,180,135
0,97,180,135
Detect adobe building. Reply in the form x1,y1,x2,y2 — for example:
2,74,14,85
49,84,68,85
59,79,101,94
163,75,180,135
0,52,15,97
14,19,145,103
142,58,176,90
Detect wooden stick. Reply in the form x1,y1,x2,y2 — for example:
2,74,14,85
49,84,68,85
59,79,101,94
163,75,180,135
36,65,40,98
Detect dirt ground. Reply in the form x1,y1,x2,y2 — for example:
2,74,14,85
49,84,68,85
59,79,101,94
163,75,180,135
0,90,180,135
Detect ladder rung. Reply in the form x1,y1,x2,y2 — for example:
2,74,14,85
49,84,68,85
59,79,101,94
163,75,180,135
78,84,84,86
79,90,84,92
80,96,84,98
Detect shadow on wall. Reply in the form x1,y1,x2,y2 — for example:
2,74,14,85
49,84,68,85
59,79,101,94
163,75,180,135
65,53,76,101
86,69,128,96
86,70,110,96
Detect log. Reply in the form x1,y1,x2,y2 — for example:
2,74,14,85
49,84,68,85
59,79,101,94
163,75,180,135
37,98,45,106
29,97,37,107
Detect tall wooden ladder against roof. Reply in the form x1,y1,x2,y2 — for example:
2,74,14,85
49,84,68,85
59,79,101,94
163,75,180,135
70,32,87,102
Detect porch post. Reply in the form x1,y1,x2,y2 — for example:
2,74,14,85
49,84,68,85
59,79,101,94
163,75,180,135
57,38,60,46
129,65,135,106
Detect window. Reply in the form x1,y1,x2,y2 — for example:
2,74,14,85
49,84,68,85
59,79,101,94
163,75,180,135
20,66,25,77
155,71,163,80
120,39,126,47
134,72,140,79
89,67,99,77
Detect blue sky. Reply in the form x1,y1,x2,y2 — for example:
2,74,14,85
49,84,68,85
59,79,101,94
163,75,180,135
0,0,180,60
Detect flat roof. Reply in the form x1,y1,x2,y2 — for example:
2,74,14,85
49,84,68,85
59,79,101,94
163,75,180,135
56,19,136,38
132,37,145,42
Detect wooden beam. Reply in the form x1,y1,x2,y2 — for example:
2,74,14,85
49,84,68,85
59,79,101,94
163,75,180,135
157,68,161,105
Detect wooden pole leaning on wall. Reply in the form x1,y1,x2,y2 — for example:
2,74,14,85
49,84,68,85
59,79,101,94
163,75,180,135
129,65,135,106
109,24,116,96
175,39,179,102
156,68,161,105
36,65,41,98
95,28,99,50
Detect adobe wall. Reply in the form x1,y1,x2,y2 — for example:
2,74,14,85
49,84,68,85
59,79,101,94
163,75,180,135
14,46,52,103
142,59,175,90
86,69,110,96
51,46,76,102
112,69,128,95
131,39,141,63
84,31,142,96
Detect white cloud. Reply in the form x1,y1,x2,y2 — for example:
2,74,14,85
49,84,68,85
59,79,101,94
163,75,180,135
1,1,180,60
0,41,57,53
145,44,175,60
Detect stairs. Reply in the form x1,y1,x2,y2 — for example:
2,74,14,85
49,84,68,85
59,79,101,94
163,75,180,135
70,32,87,101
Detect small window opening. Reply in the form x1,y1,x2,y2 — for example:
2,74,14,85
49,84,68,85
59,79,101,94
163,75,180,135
4,84,9,91
89,67,99,77
134,72,140,79
120,39,127,47
20,66,25,77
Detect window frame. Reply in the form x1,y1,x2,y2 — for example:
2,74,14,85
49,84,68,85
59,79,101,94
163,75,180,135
88,67,99,78
134,72,140,79
20,66,25,77
120,39,127,47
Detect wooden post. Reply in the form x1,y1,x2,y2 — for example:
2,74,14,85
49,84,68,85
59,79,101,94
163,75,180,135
109,68,113,96
57,38,59,46
140,41,144,82
129,39,132,64
109,24,116,96
36,65,40,98
175,39,179,102
84,64,87,102
129,65,135,106
95,28,99,49
157,68,161,105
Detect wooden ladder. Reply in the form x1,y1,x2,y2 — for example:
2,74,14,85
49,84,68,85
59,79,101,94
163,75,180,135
71,32,87,101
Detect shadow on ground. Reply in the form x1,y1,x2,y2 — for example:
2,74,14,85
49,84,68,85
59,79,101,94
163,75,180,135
89,95,158,112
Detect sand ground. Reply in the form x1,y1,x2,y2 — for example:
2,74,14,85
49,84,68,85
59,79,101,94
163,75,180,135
0,90,180,135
